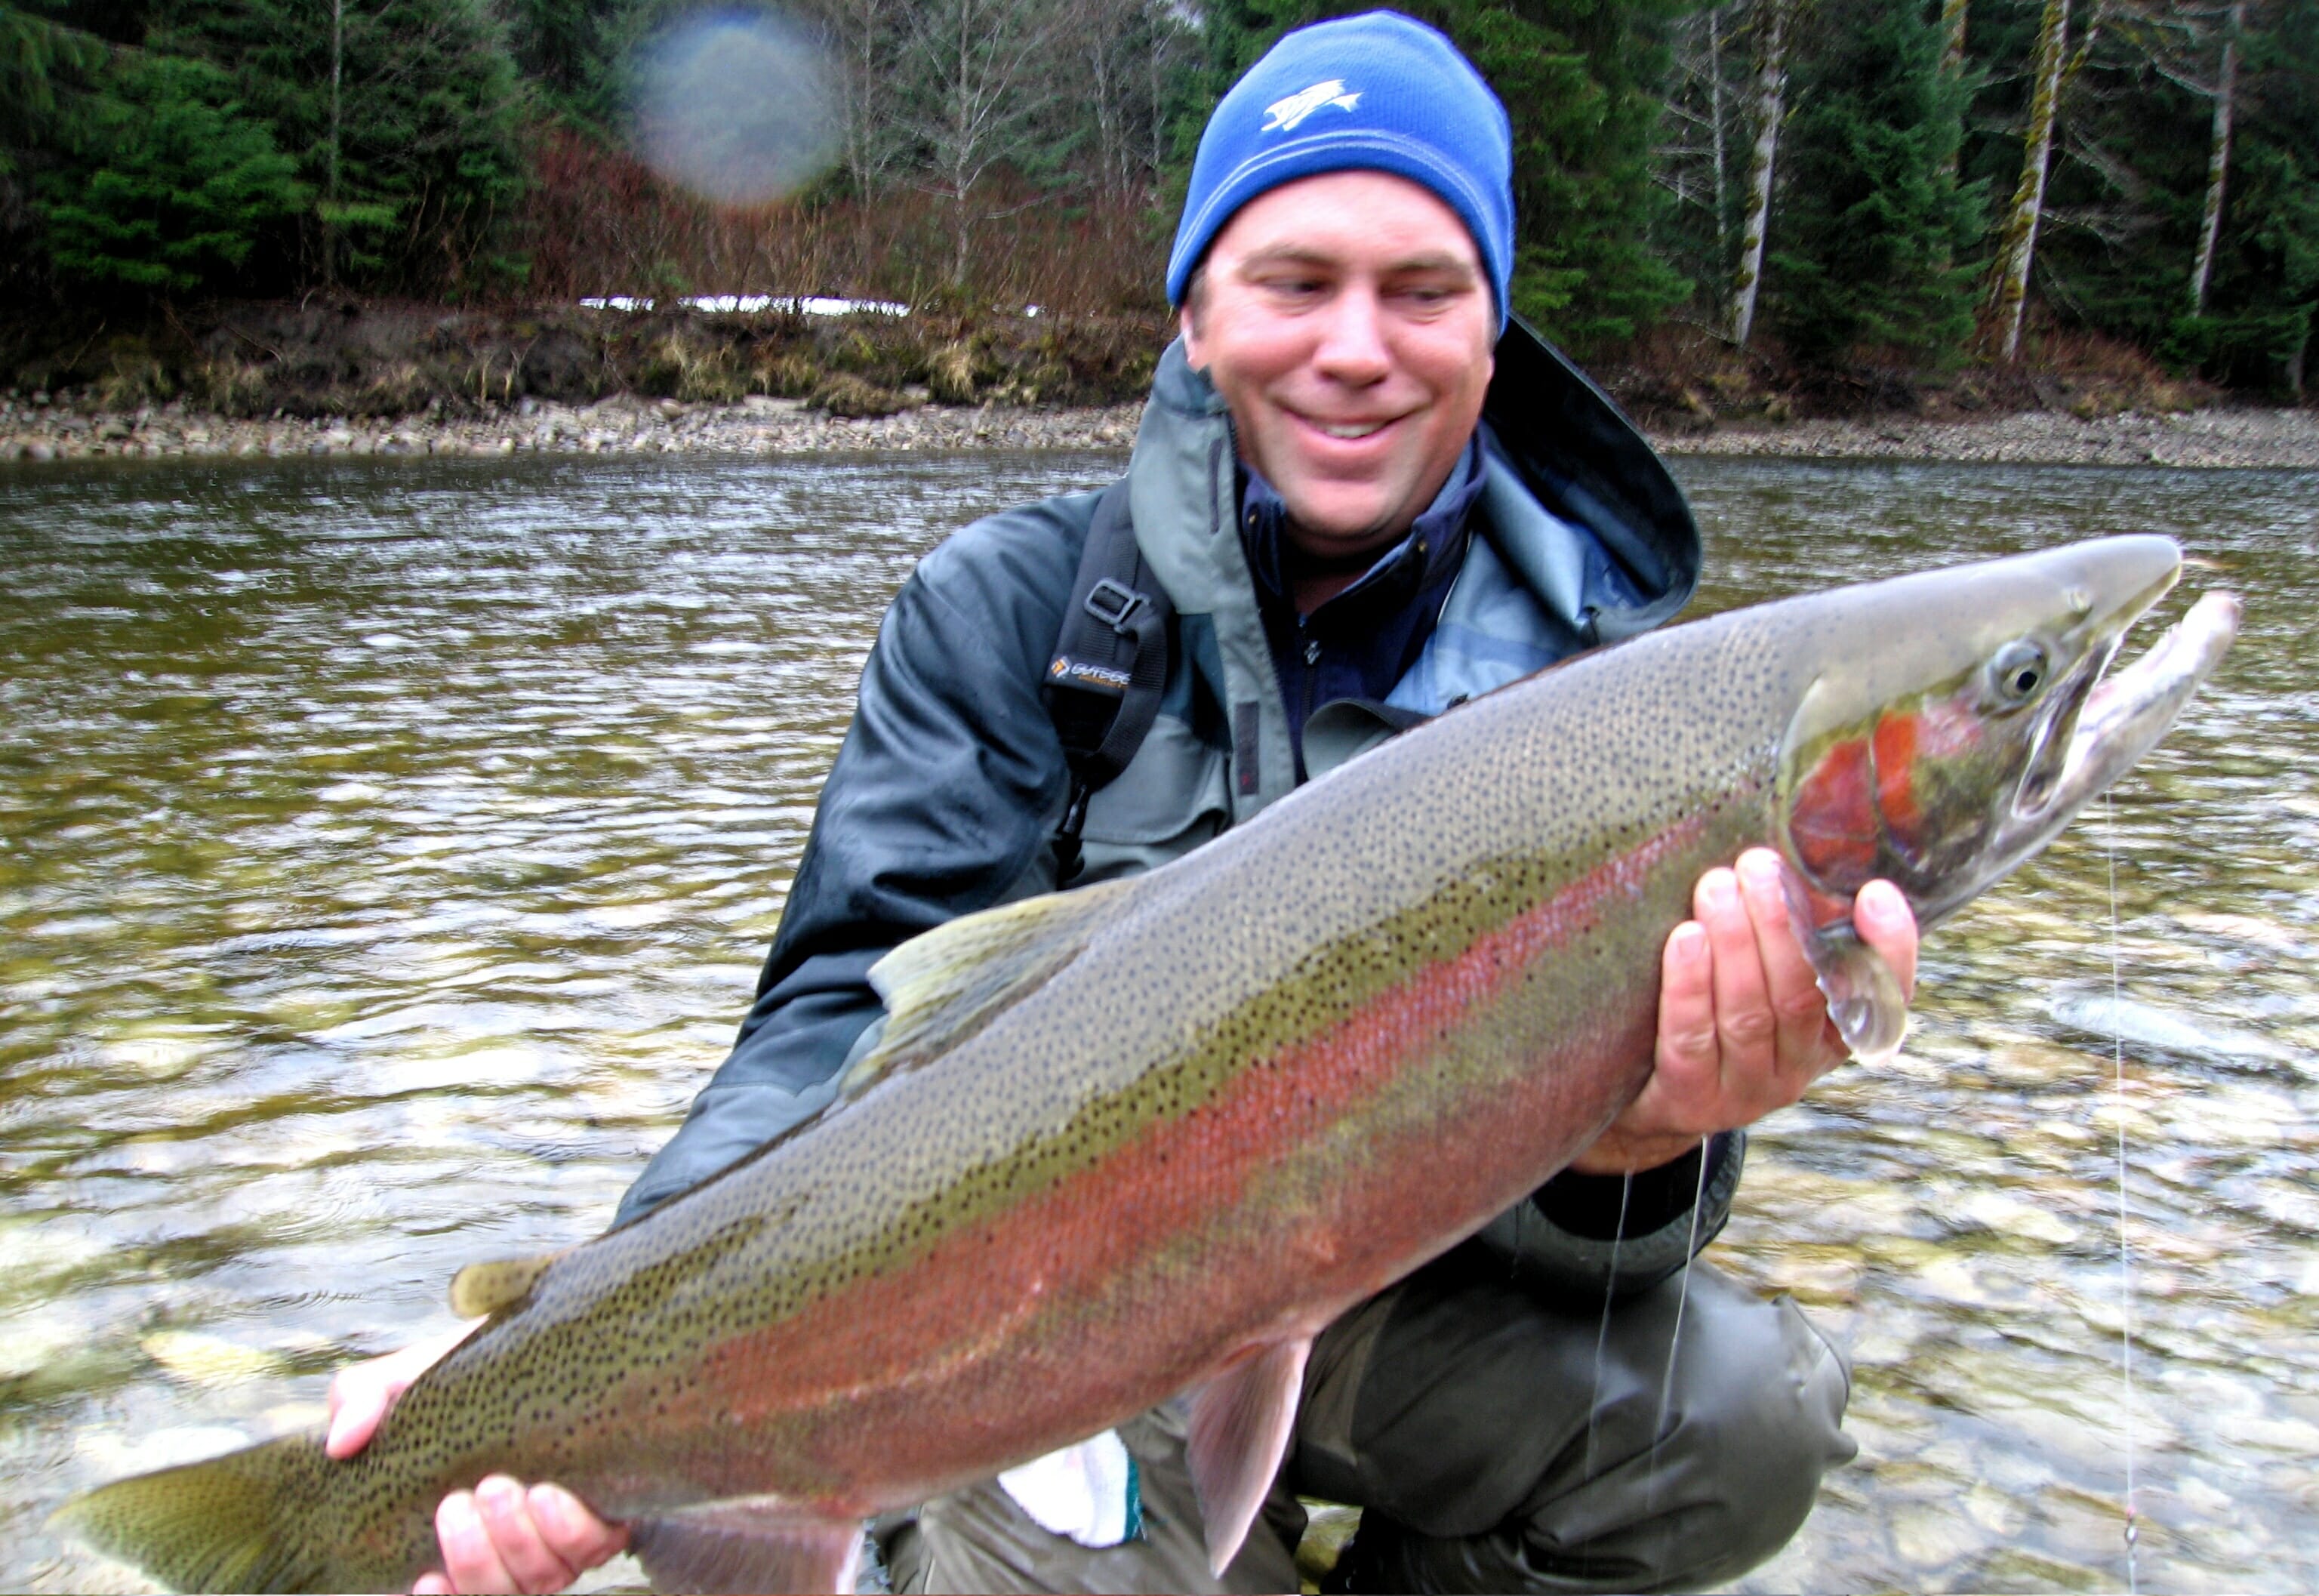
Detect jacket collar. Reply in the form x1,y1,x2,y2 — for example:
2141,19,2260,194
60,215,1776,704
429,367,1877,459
1121,321,1699,816
1236,434,1484,619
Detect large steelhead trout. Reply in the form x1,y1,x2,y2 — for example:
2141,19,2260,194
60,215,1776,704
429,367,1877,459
57,536,2237,1593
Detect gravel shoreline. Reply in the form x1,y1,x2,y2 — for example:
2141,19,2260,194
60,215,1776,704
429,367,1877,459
0,393,1144,463
1650,404,2319,470
5,391,2317,469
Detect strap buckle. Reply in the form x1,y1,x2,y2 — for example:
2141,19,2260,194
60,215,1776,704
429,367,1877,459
1083,578,1145,633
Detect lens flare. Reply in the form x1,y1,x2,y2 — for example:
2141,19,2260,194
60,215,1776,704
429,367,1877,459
632,8,838,206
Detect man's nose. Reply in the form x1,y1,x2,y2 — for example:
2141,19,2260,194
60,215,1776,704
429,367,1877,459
1311,285,1391,385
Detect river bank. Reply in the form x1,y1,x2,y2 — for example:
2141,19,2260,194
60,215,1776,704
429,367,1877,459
0,392,1141,462
5,390,2319,469
1652,403,2319,469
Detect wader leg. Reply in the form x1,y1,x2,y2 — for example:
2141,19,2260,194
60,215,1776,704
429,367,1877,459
1295,1244,1854,1594
879,1403,1305,1595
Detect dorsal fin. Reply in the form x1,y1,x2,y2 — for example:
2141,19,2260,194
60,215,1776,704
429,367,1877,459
448,1250,563,1318
844,878,1137,1096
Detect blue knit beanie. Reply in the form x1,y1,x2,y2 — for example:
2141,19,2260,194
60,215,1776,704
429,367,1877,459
1167,11,1514,328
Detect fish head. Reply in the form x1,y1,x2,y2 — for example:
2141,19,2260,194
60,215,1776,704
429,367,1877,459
1775,534,2238,935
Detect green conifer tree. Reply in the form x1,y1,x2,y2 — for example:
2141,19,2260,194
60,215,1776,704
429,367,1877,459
1461,0,1693,353
1190,0,1690,356
2,0,110,293
1768,0,1985,365
2167,0,2319,393
2,0,109,165
153,0,526,292
32,51,305,295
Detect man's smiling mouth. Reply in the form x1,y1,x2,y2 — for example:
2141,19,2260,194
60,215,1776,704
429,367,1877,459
1297,413,1402,441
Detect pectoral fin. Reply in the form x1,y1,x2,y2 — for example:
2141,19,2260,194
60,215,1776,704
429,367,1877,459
848,878,1136,1095
1185,1337,1310,1577
630,1505,862,1595
1775,864,1911,1065
448,1251,563,1317
1803,927,1908,1065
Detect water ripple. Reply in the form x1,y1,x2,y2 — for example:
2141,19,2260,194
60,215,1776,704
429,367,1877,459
2,452,2313,1591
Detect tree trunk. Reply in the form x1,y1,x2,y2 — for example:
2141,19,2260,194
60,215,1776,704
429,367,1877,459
1939,0,1969,177
2188,0,2243,316
1730,0,1789,349
1988,0,2069,361
842,9,878,199
948,0,972,288
1708,5,1729,257
325,0,343,286
817,0,897,202
1940,0,1969,72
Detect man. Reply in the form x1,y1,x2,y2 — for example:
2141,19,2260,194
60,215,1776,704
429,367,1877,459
328,13,1918,1592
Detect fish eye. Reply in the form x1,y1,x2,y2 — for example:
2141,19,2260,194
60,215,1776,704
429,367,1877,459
1989,639,2048,704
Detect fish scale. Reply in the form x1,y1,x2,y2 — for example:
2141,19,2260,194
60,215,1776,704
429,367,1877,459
54,535,2233,1594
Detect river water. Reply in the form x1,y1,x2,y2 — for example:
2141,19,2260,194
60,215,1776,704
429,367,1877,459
1,451,2311,1594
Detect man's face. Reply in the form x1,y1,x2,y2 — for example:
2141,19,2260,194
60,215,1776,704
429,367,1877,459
1181,170,1495,567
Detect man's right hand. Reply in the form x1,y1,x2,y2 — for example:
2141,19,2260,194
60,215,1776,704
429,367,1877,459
325,1326,629,1594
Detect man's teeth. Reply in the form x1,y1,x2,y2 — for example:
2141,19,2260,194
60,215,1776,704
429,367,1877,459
1317,421,1385,439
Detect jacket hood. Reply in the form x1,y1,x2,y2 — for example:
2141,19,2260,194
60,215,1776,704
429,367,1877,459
1480,319,1700,641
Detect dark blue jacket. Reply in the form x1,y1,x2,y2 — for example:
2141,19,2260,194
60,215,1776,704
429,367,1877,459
616,319,1733,1298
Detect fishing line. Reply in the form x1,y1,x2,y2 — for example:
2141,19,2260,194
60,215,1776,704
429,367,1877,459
1577,1171,1631,1582
1644,1138,1713,1530
1581,1172,1633,1484
2105,791,2141,1593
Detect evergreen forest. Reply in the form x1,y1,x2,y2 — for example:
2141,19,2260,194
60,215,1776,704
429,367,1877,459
4,0,2314,398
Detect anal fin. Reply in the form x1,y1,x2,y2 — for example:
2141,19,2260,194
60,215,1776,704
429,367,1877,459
630,1505,862,1595
1185,1336,1310,1578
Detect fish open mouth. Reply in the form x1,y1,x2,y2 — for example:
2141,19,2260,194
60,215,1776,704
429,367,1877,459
2003,589,2240,841
1804,580,2240,1063
2012,633,2115,820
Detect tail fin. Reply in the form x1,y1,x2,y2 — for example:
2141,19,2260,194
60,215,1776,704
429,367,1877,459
50,1431,414,1593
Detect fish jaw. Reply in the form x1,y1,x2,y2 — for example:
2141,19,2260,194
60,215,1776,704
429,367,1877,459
2031,590,2241,837
1919,583,2237,926
1788,585,2237,1065
1767,535,2232,1060
1775,535,2199,929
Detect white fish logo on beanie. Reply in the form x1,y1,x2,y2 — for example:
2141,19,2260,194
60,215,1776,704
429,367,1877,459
1261,79,1362,133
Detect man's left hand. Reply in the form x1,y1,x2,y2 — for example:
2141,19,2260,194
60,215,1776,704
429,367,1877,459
1569,847,1919,1175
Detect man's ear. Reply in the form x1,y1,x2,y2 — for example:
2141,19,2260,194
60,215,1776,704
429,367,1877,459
1178,303,1204,369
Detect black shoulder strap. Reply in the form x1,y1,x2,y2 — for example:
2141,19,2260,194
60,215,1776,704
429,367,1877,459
1043,479,1174,882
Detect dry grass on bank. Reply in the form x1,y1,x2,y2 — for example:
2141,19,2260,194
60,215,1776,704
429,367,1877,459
1600,322,2228,435
0,298,1173,424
